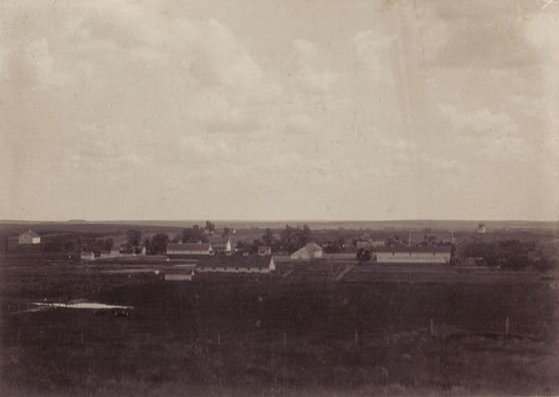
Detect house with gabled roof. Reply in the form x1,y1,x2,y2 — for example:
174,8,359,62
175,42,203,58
209,236,235,254
18,230,41,245
290,242,323,260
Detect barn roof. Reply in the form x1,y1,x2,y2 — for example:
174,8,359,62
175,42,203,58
167,243,211,251
197,255,272,268
20,230,40,237
376,245,452,253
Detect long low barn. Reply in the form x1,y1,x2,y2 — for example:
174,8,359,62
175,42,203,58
167,243,212,258
196,255,276,273
375,246,452,264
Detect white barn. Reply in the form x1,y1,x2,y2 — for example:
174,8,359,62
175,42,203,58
167,242,212,258
375,246,452,264
196,255,276,274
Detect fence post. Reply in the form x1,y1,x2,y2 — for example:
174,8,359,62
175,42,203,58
354,329,359,345
505,317,510,337
217,333,221,346
283,332,287,347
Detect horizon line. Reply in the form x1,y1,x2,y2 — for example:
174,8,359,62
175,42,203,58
1,218,558,224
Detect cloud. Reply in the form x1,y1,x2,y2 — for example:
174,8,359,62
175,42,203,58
438,104,537,162
353,29,396,83
292,39,337,91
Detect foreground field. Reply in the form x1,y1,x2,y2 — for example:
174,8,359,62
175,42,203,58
1,260,558,396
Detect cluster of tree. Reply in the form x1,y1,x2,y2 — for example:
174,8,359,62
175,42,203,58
40,235,114,254
278,224,312,252
80,237,114,254
177,221,223,243
180,225,207,243
322,238,347,253
460,239,547,270
356,248,372,263
234,225,313,254
120,229,143,254
146,233,169,255
40,236,80,253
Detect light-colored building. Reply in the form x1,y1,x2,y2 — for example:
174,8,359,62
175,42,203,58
356,240,386,250
257,245,272,256
375,246,452,264
18,230,41,245
197,255,276,273
80,251,95,261
167,242,212,258
290,242,323,260
209,237,234,254
163,265,196,281
99,249,122,259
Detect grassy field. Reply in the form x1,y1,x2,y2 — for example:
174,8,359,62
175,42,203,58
1,258,559,396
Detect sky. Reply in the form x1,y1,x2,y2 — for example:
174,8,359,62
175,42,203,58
1,0,558,221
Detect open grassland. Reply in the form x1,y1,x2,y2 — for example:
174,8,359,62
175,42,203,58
1,258,558,396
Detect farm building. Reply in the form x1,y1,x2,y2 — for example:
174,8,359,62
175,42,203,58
99,249,122,259
196,255,276,274
163,265,196,281
80,251,95,261
167,242,212,258
290,242,323,260
356,240,386,250
209,236,234,254
18,230,41,245
375,246,452,264
258,245,272,256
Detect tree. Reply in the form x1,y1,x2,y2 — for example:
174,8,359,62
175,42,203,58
279,224,312,252
534,258,556,272
126,230,142,248
262,228,274,246
298,224,312,248
205,221,216,234
151,233,169,255
356,249,371,263
223,227,232,237
143,237,151,254
182,226,205,243
103,238,114,251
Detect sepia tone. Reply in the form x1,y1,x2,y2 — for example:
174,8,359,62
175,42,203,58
1,1,558,396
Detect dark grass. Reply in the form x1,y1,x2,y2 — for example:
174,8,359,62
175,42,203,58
1,260,558,396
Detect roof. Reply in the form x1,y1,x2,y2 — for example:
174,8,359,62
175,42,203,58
301,242,322,253
20,230,40,237
163,266,196,275
376,245,452,254
209,236,231,244
197,255,273,269
209,236,236,247
167,243,211,251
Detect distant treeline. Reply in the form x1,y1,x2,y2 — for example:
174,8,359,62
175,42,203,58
460,240,556,271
